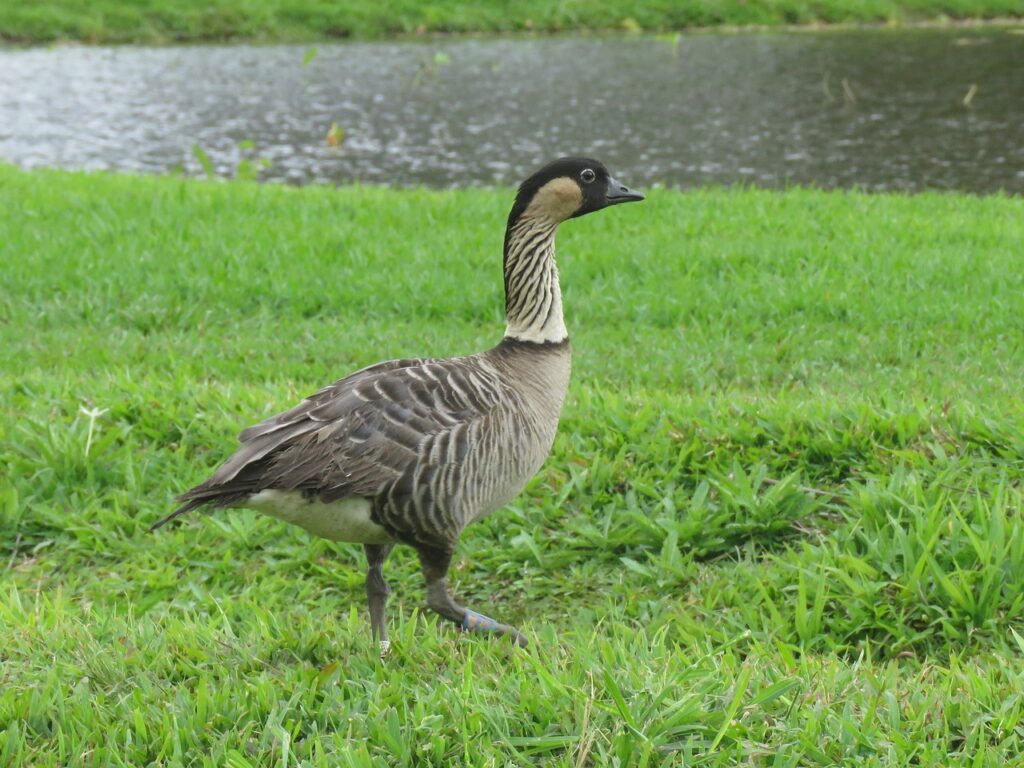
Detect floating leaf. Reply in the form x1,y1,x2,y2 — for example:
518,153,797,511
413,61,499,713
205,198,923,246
303,47,318,66
962,84,978,107
326,123,345,147
433,51,450,65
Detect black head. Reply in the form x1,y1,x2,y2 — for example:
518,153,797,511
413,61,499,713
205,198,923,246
508,157,644,227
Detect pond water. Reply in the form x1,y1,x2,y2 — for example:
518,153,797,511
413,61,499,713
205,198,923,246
1,28,1022,192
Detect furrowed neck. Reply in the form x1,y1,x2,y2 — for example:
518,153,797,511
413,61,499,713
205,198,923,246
502,212,567,344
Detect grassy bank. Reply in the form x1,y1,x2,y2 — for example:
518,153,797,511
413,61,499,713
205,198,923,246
2,166,1024,765
2,0,1022,44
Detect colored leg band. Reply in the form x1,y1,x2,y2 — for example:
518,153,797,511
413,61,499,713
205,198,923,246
462,610,500,632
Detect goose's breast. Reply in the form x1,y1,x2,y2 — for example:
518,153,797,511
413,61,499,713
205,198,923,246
466,412,562,524
464,350,571,523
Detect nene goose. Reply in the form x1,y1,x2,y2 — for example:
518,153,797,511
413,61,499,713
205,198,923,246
153,157,643,649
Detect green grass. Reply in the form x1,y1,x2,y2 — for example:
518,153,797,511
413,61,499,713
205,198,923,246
1,0,1022,44
1,164,1024,765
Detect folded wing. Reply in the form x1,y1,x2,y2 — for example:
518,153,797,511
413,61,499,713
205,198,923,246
152,356,504,529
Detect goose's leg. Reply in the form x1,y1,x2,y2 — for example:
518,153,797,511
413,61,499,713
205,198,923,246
417,546,528,648
364,543,394,655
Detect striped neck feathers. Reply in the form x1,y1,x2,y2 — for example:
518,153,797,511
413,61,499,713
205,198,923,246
502,212,568,345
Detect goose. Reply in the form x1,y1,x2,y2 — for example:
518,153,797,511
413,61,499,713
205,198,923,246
152,157,644,650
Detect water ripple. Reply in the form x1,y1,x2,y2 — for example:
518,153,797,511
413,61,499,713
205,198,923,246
1,30,1022,192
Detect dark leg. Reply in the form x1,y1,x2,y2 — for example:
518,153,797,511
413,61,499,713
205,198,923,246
417,546,527,647
364,543,394,655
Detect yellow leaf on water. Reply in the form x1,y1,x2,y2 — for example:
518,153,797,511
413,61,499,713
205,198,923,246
326,122,345,147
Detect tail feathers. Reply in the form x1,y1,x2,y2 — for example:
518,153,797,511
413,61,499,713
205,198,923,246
149,498,205,532
149,486,248,532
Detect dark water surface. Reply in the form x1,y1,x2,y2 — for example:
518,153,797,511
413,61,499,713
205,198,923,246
1,28,1022,191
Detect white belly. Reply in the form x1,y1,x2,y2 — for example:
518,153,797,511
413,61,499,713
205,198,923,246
246,490,392,544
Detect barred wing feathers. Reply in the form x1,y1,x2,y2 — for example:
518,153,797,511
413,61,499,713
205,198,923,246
151,356,504,530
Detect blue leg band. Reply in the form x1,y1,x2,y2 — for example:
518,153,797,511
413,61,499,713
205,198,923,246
462,609,500,632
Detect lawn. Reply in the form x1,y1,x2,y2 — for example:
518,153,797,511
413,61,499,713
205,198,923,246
1,165,1024,765
1,0,1022,44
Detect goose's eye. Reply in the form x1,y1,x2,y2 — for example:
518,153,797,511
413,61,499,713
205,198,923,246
580,168,596,184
